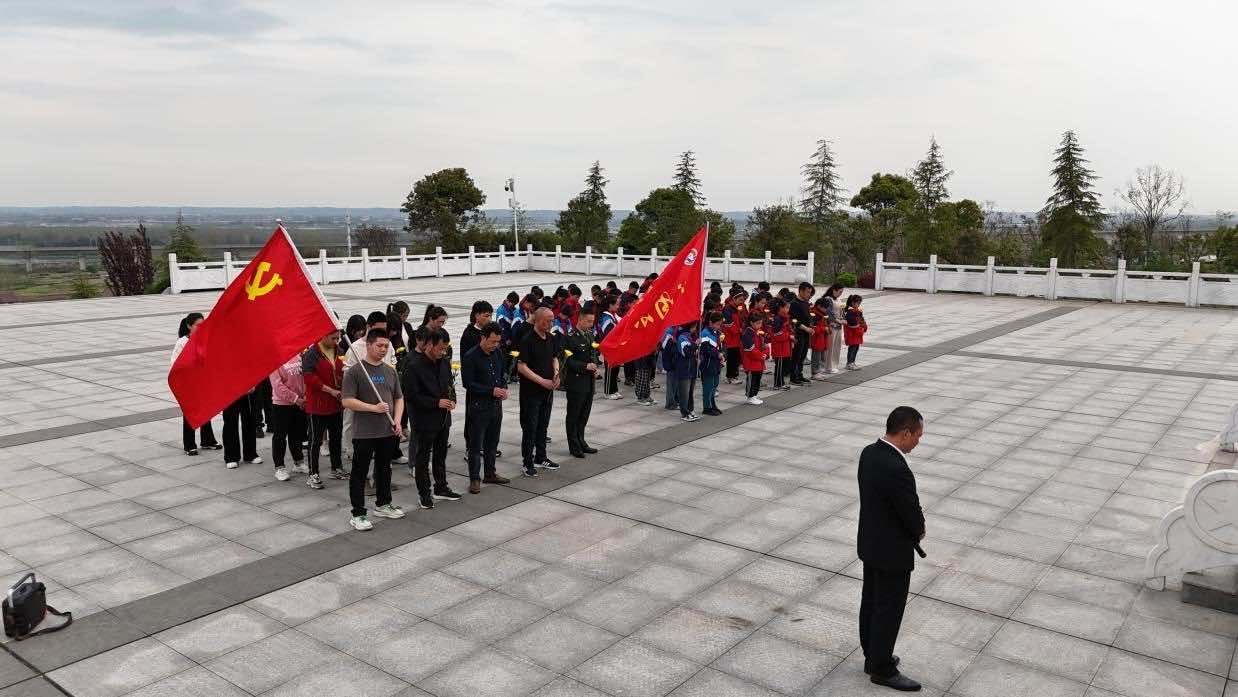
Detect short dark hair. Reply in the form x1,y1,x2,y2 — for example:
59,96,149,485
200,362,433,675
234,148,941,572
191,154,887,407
706,311,723,325
886,406,923,435
579,300,596,316
628,281,640,290
365,327,389,344
799,281,815,293
757,281,770,290
479,321,502,338
599,294,618,311
366,311,387,326
505,291,520,304
747,312,765,324
424,328,450,346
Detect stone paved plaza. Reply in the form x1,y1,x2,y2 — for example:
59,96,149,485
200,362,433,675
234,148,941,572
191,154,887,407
0,272,1235,697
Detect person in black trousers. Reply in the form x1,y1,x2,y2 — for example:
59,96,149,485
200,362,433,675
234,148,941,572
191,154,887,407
789,282,814,384
516,307,559,477
405,328,461,508
562,301,600,457
222,391,260,469
461,322,510,493
172,312,222,456
857,406,927,692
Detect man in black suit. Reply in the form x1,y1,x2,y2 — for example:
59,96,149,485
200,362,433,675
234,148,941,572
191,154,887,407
857,406,927,692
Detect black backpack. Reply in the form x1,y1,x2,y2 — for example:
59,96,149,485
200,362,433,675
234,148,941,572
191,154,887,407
3,574,71,641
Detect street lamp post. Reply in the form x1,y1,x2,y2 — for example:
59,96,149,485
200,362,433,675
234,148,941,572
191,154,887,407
504,177,520,251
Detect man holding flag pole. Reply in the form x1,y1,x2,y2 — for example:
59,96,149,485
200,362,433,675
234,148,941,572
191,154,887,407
169,225,407,530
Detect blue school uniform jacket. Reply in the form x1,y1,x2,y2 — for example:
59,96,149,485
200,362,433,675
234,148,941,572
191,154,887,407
698,327,722,377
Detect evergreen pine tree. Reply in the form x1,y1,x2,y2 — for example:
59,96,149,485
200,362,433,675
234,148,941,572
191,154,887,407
672,150,705,206
800,139,845,226
1042,130,1104,223
909,137,952,211
556,161,612,251
167,211,206,262
1040,130,1105,267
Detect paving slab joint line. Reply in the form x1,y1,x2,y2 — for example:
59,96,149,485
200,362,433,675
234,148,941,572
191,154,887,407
0,301,1094,678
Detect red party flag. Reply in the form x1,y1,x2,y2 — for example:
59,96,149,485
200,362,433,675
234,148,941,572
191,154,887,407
170,226,337,428
599,226,708,366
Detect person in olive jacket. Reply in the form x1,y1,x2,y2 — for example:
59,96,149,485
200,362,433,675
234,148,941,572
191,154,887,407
562,301,600,458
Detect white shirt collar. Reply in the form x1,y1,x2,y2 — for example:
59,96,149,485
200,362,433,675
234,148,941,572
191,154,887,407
878,437,908,463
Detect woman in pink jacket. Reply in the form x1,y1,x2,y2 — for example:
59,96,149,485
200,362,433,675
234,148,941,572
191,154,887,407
269,352,308,481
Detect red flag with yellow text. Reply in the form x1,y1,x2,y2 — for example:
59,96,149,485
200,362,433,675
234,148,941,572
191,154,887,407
599,226,708,365
170,226,337,428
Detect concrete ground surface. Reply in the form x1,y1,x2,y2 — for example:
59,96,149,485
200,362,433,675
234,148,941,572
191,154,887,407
0,272,1233,697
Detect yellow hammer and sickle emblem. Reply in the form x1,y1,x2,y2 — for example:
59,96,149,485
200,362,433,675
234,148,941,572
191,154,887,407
245,261,283,301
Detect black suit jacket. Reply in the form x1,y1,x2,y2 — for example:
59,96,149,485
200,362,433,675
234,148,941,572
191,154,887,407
857,439,925,571
403,352,453,433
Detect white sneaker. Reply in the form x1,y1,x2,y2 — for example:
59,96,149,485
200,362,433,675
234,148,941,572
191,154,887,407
291,460,309,474
274,467,290,481
392,455,409,464
225,461,239,469
373,504,405,519
246,456,263,465
307,474,324,490
350,515,373,531
746,396,763,406
605,393,622,400
826,368,840,374
845,363,858,370
682,413,700,422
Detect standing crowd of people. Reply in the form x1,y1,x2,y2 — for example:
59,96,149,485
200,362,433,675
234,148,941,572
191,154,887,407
172,275,869,531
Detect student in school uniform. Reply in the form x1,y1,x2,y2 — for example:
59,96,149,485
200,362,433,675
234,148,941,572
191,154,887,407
674,322,700,422
659,324,680,411
596,294,621,399
741,312,768,405
844,294,869,370
721,289,747,384
810,296,833,380
698,311,724,416
769,299,793,390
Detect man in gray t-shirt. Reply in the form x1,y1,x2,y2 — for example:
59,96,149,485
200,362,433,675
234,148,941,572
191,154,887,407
340,328,405,531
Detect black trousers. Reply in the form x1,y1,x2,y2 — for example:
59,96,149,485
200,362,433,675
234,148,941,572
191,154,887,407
603,362,620,395
271,404,305,468
725,347,741,380
791,337,810,381
182,416,218,452
519,388,552,466
350,436,394,516
565,389,593,453
677,377,695,417
414,427,449,495
222,395,257,464
847,344,861,364
307,412,343,475
465,400,502,480
773,356,788,387
859,564,911,678
746,370,762,398
251,380,273,432
623,362,635,384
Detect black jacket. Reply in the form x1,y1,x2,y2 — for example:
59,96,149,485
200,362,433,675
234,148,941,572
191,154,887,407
403,352,453,432
459,324,482,360
857,439,925,571
561,327,598,394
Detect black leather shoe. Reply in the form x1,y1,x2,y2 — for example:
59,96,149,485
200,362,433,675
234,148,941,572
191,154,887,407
581,446,598,454
870,671,919,692
570,450,586,458
864,656,900,675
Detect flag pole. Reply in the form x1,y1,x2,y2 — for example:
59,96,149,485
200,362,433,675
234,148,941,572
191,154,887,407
282,223,396,428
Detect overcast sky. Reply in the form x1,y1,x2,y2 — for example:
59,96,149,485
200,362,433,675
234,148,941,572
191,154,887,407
3,0,1235,213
